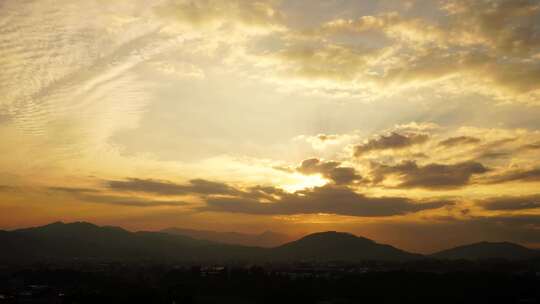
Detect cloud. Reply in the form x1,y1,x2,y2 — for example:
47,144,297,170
242,185,288,201
481,194,540,211
0,0,181,169
292,132,363,155
48,187,100,194
521,141,540,150
149,61,205,79
202,184,452,217
296,158,362,185
238,0,540,103
316,134,339,141
471,137,517,160
107,178,241,196
393,122,440,132
485,167,540,184
103,176,451,217
273,43,381,82
320,0,540,57
320,12,446,44
155,0,283,32
0,185,13,191
438,136,481,147
441,0,540,56
48,186,189,207
294,133,360,150
387,0,540,102
287,125,540,194
354,132,429,156
372,160,489,189
79,194,189,208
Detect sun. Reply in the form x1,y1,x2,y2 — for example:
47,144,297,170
281,173,328,193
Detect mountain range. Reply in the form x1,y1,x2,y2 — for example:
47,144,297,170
0,222,538,263
431,241,539,260
160,227,291,248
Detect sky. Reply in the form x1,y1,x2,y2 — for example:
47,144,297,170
1,0,540,253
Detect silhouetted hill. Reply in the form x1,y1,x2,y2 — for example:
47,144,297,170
161,227,290,247
272,231,422,261
432,241,540,260
1,222,260,262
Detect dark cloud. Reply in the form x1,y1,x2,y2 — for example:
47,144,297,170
411,152,429,159
438,136,481,147
201,185,452,217
107,178,241,196
477,151,511,159
462,137,516,160
297,158,362,185
472,137,517,159
486,167,540,184
372,160,489,189
354,132,429,156
521,141,540,150
316,134,339,141
241,185,288,202
327,167,362,185
0,185,13,191
481,194,540,211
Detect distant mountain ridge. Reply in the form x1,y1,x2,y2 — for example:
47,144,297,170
161,227,290,248
273,231,422,261
1,222,538,263
431,241,539,260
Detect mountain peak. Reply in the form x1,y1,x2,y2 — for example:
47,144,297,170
303,231,359,238
275,231,419,261
297,231,373,244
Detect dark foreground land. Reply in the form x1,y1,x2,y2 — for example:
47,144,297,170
1,260,539,304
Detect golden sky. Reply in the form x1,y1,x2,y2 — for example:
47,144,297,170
1,0,540,253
